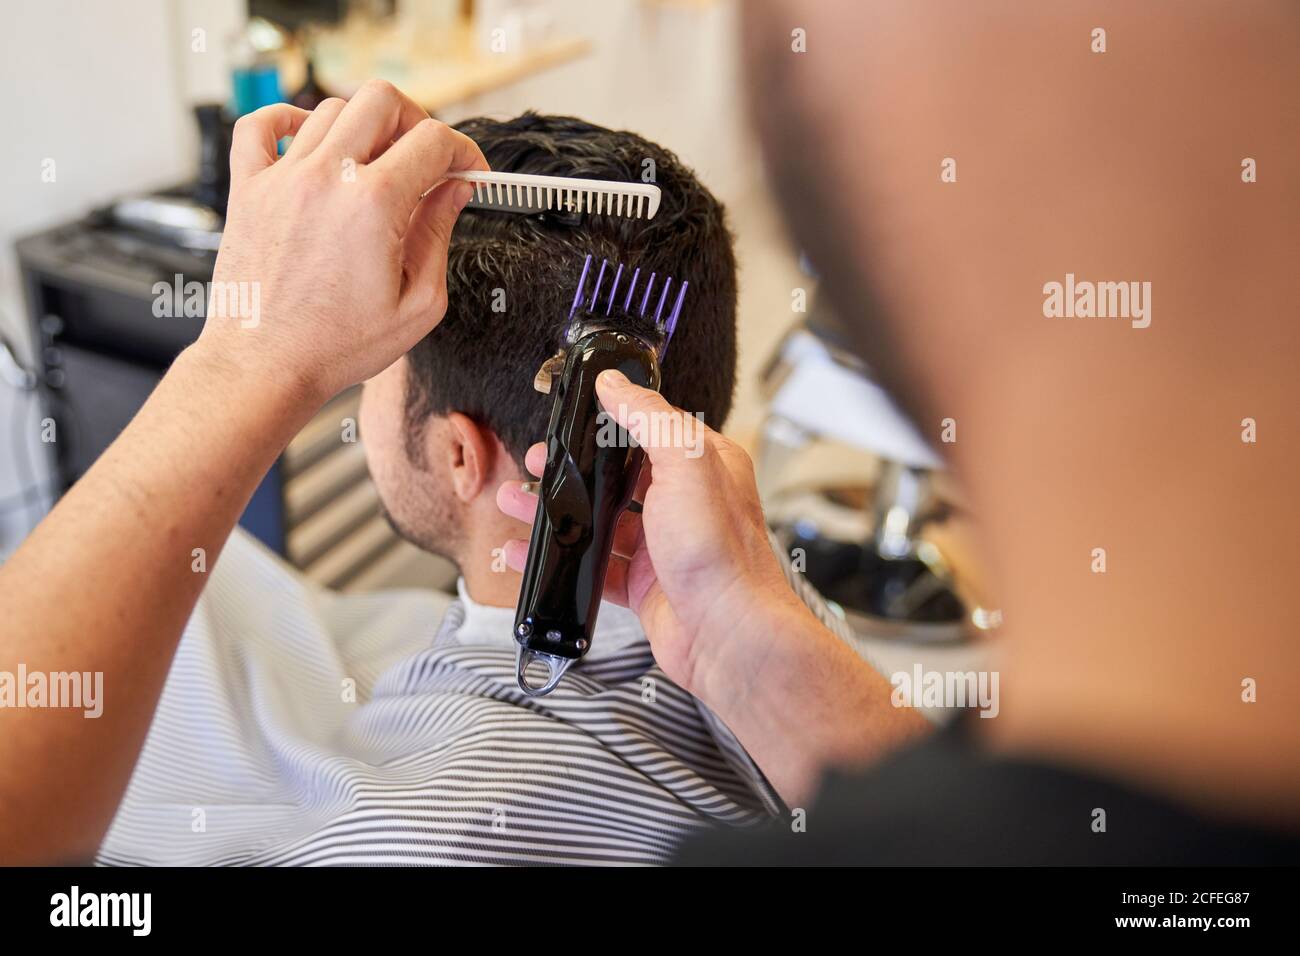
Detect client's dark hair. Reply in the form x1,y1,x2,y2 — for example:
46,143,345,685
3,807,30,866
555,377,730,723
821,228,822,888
403,113,738,468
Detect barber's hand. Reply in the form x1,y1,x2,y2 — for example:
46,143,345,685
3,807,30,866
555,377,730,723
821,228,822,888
496,370,814,700
196,81,488,405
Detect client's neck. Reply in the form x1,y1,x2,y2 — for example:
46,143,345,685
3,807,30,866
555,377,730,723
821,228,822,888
455,505,525,609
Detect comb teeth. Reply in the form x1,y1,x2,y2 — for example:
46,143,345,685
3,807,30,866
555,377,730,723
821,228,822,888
449,170,662,220
565,255,689,354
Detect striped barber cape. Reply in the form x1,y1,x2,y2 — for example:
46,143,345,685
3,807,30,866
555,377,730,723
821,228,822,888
96,528,783,866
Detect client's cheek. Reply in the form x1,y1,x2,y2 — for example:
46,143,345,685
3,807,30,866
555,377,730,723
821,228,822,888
357,391,395,485
358,374,401,461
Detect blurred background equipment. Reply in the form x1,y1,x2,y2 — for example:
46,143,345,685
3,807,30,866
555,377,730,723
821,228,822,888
757,293,997,646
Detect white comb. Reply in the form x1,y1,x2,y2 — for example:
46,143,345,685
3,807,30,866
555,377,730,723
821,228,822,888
446,170,661,220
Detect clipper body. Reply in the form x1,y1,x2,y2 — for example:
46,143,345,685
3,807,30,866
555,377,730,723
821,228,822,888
514,329,659,694
513,255,687,696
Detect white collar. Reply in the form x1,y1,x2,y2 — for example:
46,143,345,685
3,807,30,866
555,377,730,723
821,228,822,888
453,578,648,659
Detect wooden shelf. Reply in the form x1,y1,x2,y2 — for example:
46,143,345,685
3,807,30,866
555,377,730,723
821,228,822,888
300,19,591,113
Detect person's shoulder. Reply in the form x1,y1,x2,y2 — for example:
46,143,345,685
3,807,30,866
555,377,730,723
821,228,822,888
675,728,1300,866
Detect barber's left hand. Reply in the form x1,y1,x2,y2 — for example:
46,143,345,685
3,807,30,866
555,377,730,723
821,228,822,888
196,80,488,407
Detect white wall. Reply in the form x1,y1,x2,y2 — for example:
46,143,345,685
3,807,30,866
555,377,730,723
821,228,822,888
442,0,760,206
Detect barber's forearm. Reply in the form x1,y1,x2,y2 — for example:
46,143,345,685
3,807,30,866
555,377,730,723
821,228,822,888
0,341,318,863
699,596,929,808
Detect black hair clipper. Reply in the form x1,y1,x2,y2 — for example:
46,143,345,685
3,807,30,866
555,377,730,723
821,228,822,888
513,255,688,696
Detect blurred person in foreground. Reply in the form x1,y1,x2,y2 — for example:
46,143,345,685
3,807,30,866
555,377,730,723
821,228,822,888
704,0,1300,861
503,0,1300,863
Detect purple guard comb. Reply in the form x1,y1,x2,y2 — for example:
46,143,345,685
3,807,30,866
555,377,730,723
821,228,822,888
565,253,689,357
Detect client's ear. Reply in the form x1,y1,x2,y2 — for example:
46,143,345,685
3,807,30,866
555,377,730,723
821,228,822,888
443,412,498,503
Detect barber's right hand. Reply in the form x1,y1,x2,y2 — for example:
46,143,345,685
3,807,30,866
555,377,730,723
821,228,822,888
195,81,488,407
496,370,819,704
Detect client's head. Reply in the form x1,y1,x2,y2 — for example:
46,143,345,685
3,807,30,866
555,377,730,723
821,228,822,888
360,113,738,599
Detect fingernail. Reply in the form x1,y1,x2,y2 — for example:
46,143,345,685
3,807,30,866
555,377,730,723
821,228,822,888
452,182,474,211
599,369,628,388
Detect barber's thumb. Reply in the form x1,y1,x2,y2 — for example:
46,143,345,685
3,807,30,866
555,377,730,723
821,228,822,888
596,369,681,462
